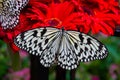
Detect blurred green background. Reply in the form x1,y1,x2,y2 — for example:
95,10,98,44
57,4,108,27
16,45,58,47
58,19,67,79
0,36,120,80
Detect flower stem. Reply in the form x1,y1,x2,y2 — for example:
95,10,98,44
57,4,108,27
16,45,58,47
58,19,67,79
7,45,21,71
30,54,49,80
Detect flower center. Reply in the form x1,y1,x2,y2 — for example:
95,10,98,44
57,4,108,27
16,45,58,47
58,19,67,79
47,18,62,27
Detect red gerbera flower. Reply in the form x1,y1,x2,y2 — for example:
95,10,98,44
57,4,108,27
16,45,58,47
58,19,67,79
27,0,120,35
72,0,120,35
27,1,83,31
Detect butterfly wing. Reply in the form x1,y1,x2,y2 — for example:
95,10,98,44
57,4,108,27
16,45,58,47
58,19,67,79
0,0,29,29
14,27,61,67
58,34,79,70
14,27,108,70
58,30,108,70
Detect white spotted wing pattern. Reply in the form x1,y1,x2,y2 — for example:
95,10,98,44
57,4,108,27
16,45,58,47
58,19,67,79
14,27,108,70
0,0,29,29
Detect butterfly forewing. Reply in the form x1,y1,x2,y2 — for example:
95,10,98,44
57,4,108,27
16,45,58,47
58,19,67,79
14,27,108,70
0,0,29,29
14,27,60,55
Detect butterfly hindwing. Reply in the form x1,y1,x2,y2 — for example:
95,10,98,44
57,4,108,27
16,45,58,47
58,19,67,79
58,34,79,70
0,0,29,29
40,30,62,67
14,27,108,70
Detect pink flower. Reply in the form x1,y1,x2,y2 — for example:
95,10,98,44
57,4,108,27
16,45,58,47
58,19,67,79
19,50,29,59
109,64,120,80
10,68,30,80
91,75,100,80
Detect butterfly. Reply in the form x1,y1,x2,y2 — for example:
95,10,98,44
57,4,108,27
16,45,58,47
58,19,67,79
0,0,29,29
14,27,108,70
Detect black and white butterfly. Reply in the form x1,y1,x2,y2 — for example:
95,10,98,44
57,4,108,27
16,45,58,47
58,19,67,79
0,0,29,29
14,27,108,70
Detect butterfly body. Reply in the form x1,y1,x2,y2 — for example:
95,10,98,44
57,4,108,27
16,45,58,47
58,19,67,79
14,27,108,70
0,0,29,29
